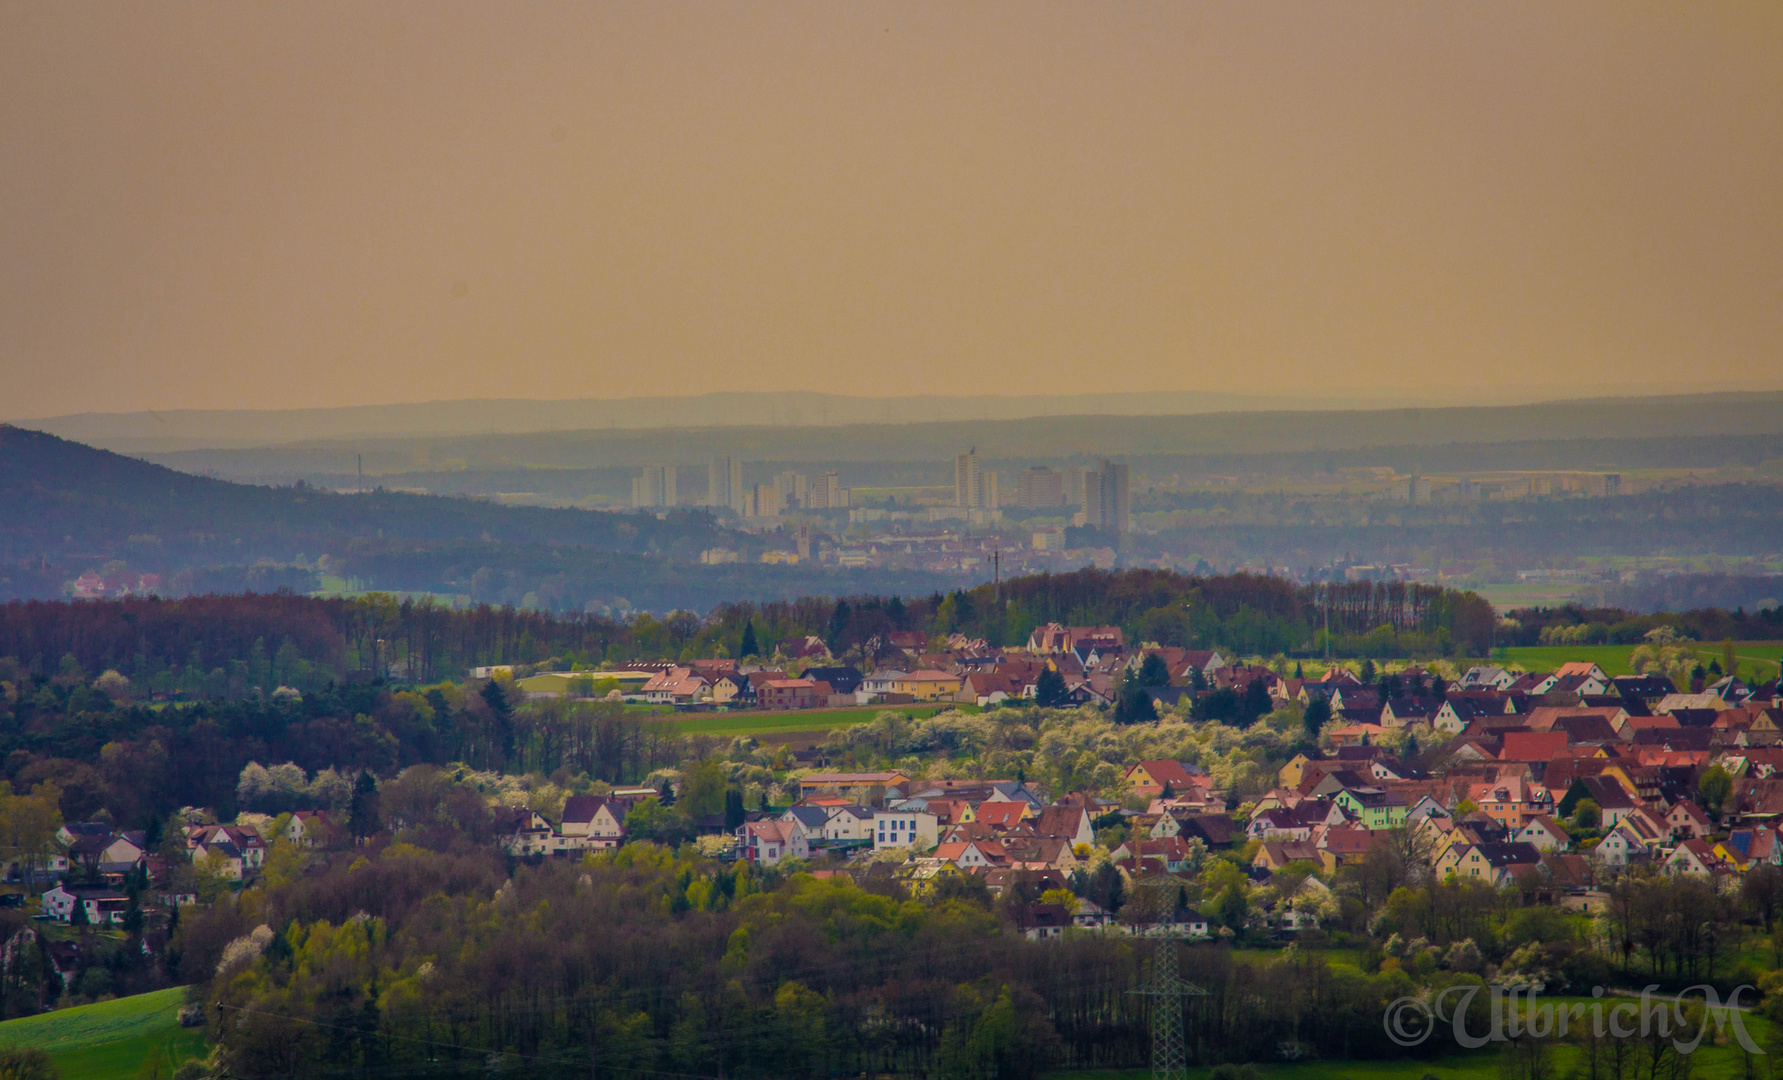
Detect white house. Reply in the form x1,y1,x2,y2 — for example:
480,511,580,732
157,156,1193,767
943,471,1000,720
857,669,908,704
872,810,939,851
822,805,874,843
737,820,808,866
41,884,130,924
560,796,628,850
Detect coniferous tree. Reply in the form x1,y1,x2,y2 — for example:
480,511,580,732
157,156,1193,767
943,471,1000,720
739,620,759,659
1137,653,1171,688
1034,666,1068,708
1302,697,1332,738
349,770,381,841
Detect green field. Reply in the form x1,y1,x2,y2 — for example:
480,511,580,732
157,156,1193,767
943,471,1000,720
0,987,207,1079
1495,642,1782,679
668,704,963,737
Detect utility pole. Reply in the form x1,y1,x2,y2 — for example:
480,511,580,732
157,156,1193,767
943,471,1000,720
1129,934,1205,1080
1323,585,1331,664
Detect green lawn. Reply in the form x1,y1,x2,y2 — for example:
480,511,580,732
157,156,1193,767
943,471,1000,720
668,705,964,737
0,986,207,1079
1495,642,1782,679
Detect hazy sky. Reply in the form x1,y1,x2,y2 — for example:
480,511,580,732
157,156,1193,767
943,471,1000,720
3,2,1779,418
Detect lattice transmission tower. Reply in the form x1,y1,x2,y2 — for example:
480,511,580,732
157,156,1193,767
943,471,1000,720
1129,935,1206,1080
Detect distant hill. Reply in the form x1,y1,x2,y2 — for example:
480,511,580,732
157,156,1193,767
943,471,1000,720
119,391,1783,483
0,425,737,562
21,388,1781,457
0,426,966,608
16,389,1402,452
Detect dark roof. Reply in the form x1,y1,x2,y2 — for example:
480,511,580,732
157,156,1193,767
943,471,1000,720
1180,814,1241,847
1475,841,1542,868
1552,715,1621,743
561,795,622,823
1614,674,1678,699
1578,775,1636,811
800,666,863,694
785,806,829,830
1632,727,1713,751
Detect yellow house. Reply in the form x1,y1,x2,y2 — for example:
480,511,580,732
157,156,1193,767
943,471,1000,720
1278,754,1314,789
895,670,962,702
897,858,963,896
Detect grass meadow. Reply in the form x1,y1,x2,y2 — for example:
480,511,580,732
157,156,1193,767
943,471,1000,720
0,986,207,1079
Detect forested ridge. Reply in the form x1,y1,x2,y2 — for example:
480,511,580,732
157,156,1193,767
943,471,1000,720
0,570,1502,686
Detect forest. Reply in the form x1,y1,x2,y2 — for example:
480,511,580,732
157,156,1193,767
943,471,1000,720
177,809,1783,1079
0,569,1503,689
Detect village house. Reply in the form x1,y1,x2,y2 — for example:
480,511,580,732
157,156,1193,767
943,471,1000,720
737,820,808,866
41,883,131,925
799,771,911,802
560,795,629,850
872,808,939,851
287,810,342,849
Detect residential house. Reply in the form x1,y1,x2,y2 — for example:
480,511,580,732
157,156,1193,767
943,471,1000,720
1663,838,1732,883
821,805,875,843
980,801,1037,834
287,810,341,849
857,669,908,703
1460,666,1517,691
894,670,963,702
777,636,832,661
1316,826,1379,873
801,666,864,696
1716,826,1783,872
1664,800,1713,841
1331,788,1408,830
799,771,911,802
560,795,629,850
1124,760,1203,798
782,806,832,847
640,667,711,706
1571,775,1638,828
872,809,939,851
41,883,130,925
1109,837,1201,874
935,840,1009,870
1515,816,1571,852
1437,841,1541,886
1011,903,1073,941
737,820,808,866
187,824,266,876
1253,841,1321,872
711,672,753,706
758,678,826,710
1031,806,1095,849
495,808,561,857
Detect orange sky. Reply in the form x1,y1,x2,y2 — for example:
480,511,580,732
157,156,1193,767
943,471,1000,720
3,2,1779,418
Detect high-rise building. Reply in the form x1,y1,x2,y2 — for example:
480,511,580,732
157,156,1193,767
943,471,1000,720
808,470,848,509
708,456,744,513
631,465,676,508
955,449,981,508
774,471,808,511
1065,467,1089,508
746,482,779,518
1016,466,1065,508
1091,460,1129,533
